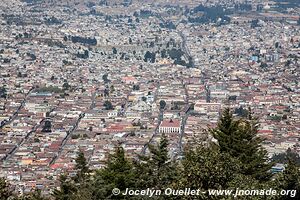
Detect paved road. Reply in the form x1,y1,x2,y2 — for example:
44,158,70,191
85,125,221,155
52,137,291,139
177,113,189,157
2,106,57,162
90,92,97,110
141,82,162,155
177,31,195,68
2,118,46,161
153,81,160,102
177,81,190,157
0,88,34,128
49,113,85,165
141,109,163,155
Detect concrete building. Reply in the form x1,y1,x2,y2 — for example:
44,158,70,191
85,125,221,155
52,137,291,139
159,119,181,134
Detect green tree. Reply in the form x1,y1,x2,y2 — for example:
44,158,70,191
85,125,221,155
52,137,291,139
0,178,13,200
92,147,136,199
102,74,110,83
227,173,270,200
144,51,156,63
74,150,89,183
52,174,77,200
235,119,272,181
179,143,271,200
62,82,70,90
161,49,167,58
272,148,300,166
179,145,240,193
112,47,117,54
135,134,177,190
133,85,140,90
211,108,239,154
212,108,272,181
110,85,115,93
234,106,249,118
104,88,109,97
20,189,48,200
103,100,113,110
159,100,166,110
0,87,7,98
68,188,92,200
53,151,92,200
274,159,300,200
260,62,268,68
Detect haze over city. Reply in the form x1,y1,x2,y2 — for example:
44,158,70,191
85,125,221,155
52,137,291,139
0,0,299,199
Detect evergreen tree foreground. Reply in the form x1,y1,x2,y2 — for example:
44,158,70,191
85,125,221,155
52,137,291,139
1,108,300,200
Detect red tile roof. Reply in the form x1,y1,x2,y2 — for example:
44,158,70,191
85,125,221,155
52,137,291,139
160,119,181,128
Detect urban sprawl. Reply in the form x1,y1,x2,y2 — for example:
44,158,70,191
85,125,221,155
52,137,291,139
0,0,299,196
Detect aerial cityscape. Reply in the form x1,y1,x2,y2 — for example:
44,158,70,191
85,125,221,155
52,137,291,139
0,0,299,199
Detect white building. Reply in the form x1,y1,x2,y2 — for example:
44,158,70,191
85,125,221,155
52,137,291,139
194,101,221,114
159,119,181,134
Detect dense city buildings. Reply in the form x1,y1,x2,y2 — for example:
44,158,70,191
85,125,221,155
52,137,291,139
0,0,299,196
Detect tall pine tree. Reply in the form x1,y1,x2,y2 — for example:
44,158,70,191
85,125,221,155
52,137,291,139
274,158,300,200
211,108,240,156
212,108,272,181
179,145,240,195
53,150,90,200
74,150,89,183
0,177,14,200
92,146,136,199
52,174,77,200
135,133,178,190
20,189,49,200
